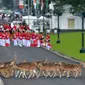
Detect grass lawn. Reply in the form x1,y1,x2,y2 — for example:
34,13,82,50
50,32,85,61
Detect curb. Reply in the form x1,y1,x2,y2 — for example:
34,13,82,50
41,47,81,63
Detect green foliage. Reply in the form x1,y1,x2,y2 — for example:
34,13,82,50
53,5,64,16
63,0,85,15
52,0,85,16
52,0,65,16
2,0,13,9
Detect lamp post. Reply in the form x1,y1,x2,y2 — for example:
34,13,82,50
56,15,60,43
80,12,85,53
69,8,85,53
28,0,29,25
54,7,63,44
31,0,32,15
56,12,63,43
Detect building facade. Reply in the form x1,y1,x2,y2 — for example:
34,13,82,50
50,4,84,30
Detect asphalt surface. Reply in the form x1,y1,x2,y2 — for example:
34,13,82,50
0,46,85,85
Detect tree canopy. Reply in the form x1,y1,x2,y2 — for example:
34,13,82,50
51,0,65,16
51,0,85,17
2,0,13,9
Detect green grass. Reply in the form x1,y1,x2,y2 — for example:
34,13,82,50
50,32,85,61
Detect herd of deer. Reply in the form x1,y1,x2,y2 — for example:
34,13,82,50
0,56,85,79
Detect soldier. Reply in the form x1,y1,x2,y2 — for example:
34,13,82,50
2,31,5,46
33,38,38,47
5,31,10,46
36,34,40,47
0,31,3,46
18,31,23,47
13,30,18,46
46,33,50,43
12,24,17,32
25,31,31,47
22,30,26,46
46,42,52,50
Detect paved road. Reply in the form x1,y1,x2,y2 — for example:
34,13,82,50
0,46,85,85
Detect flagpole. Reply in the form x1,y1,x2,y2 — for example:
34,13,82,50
42,9,46,38
41,0,45,36
31,0,32,15
28,0,29,25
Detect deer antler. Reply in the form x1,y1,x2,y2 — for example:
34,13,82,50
44,58,48,63
14,52,17,61
23,59,28,63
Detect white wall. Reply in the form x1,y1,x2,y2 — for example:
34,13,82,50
75,17,82,29
51,12,84,29
51,16,57,29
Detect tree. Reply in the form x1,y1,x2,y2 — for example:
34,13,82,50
2,0,13,9
52,0,65,43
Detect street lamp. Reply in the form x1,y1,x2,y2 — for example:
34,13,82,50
70,8,85,53
53,5,63,44
56,12,62,43
56,14,60,43
80,12,85,53
28,0,29,25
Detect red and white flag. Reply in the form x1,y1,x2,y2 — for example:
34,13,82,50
19,0,24,9
41,0,44,10
33,0,36,9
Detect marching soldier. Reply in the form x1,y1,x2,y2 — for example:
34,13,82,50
13,30,18,46
18,31,23,47
25,31,31,47
5,31,10,46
